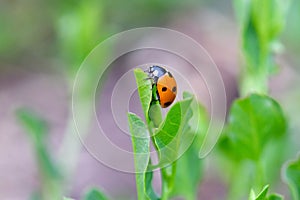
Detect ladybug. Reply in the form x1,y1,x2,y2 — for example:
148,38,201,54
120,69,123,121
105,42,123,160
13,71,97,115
146,65,177,108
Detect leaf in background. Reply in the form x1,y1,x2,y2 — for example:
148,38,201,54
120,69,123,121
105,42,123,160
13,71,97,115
153,95,193,165
64,197,75,200
233,0,250,29
249,185,269,200
267,194,284,200
285,155,300,200
236,0,290,95
251,0,289,47
16,108,61,179
239,0,289,70
128,113,156,200
83,188,109,200
16,108,48,141
134,68,152,121
248,185,283,200
224,94,286,161
243,16,260,71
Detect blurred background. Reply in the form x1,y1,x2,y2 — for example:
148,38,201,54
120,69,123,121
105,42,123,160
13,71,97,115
1,0,300,199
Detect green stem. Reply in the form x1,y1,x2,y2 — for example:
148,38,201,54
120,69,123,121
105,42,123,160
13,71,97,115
160,162,177,200
148,103,177,199
240,68,268,96
255,158,265,190
161,168,171,200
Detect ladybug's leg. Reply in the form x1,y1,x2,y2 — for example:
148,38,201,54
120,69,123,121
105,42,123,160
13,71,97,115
144,77,153,81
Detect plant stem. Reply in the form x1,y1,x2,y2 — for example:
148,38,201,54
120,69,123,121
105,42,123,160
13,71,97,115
255,158,265,190
148,103,177,199
161,168,170,200
240,68,268,96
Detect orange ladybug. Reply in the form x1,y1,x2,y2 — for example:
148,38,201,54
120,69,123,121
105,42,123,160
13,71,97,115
146,65,177,108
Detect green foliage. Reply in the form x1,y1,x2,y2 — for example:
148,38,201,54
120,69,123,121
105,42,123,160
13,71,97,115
219,94,287,199
8,0,299,199
129,68,207,200
224,94,286,161
285,155,300,200
234,0,290,95
220,1,292,199
134,69,153,121
249,185,269,200
83,188,109,200
148,104,163,128
169,94,207,200
249,185,283,200
153,97,193,165
128,113,153,200
16,108,62,199
16,108,48,140
55,0,109,72
16,109,61,179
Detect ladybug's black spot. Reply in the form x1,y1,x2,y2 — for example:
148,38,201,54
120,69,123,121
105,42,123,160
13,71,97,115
164,102,172,107
172,86,177,93
162,87,167,92
167,72,173,78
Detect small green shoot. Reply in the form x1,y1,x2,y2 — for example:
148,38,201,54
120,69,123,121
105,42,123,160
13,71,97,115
128,68,207,200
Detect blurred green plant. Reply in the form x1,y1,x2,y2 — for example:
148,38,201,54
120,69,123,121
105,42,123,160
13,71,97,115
217,0,294,199
16,108,62,200
285,155,300,200
82,188,110,200
64,187,109,200
16,108,111,200
248,185,283,200
234,0,289,95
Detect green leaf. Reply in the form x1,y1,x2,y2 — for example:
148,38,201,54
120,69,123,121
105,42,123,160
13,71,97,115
169,95,207,200
256,185,269,200
134,68,152,121
149,103,163,128
285,155,300,200
128,113,156,200
225,94,286,160
16,108,61,179
153,95,193,165
248,185,283,200
237,0,289,95
251,0,289,45
249,185,269,200
267,194,284,200
128,113,150,172
240,0,289,70
16,108,48,142
83,188,109,200
233,0,250,29
243,16,260,72
183,91,208,142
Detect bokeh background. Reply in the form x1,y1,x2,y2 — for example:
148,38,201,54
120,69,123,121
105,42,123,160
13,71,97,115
1,0,300,199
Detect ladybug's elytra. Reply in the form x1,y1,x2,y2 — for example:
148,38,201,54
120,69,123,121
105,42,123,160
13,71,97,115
146,65,177,108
